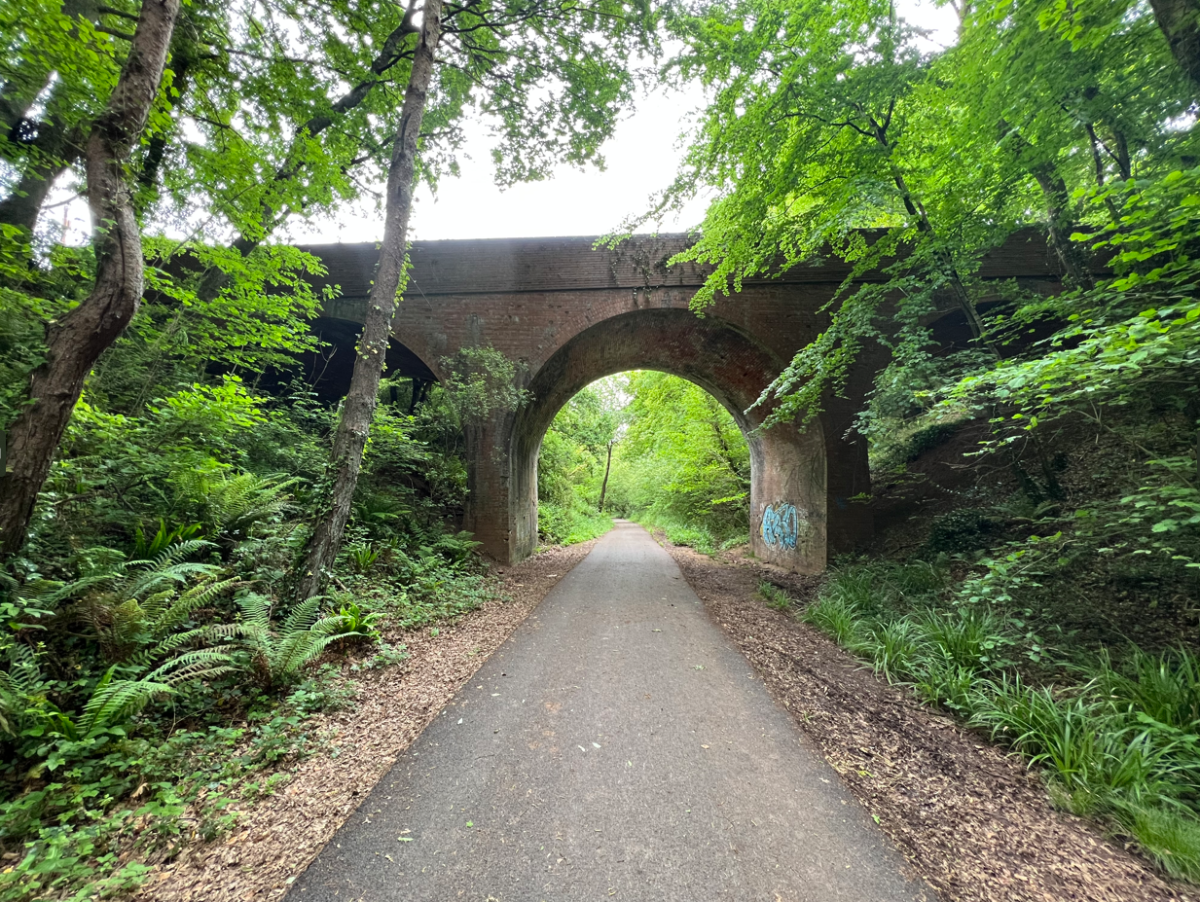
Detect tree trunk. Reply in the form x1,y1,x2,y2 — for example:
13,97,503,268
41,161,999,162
1149,0,1200,96
1000,120,1095,290
0,0,181,559
598,441,614,513
293,0,443,601
1030,166,1096,291
890,167,997,355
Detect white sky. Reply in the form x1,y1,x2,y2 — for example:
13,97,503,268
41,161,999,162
53,0,957,246
285,83,713,244
291,0,957,243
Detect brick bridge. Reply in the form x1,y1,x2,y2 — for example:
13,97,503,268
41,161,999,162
303,232,1064,571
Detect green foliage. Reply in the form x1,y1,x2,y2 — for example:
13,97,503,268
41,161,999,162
637,515,720,556
438,347,532,428
346,543,380,574
538,503,614,546
537,379,623,545
635,0,1200,663
0,1,660,895
235,594,357,690
0,665,353,902
330,600,383,643
926,509,999,555
899,421,964,463
383,558,501,630
613,372,750,545
536,372,751,550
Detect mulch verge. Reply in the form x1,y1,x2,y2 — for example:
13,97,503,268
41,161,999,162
135,541,596,902
664,542,1195,902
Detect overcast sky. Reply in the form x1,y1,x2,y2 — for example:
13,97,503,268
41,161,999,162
290,0,957,244
52,0,957,246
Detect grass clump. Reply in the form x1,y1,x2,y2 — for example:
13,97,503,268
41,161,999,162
538,501,613,546
803,559,1200,882
757,581,796,612
636,515,748,557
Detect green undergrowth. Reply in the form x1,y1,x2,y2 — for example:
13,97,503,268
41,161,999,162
795,560,1200,883
0,663,362,902
0,531,505,902
636,514,747,556
537,501,613,546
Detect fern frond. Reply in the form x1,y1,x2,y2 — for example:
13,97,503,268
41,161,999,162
270,631,334,681
152,578,237,638
283,597,322,633
4,645,44,694
144,539,213,571
148,649,235,686
126,561,218,599
310,614,352,637
40,574,111,607
153,621,248,657
79,671,174,736
237,593,274,626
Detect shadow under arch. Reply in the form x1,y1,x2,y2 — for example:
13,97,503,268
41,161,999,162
301,316,438,404
500,308,829,571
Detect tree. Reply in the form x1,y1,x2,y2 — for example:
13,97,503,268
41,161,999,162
1147,0,1200,95
292,1,655,597
0,0,182,558
292,0,445,601
636,0,1197,428
615,371,748,536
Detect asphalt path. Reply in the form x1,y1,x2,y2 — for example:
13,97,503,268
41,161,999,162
287,521,930,902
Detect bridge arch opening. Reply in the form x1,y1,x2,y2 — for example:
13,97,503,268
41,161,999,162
299,317,438,405
537,371,753,548
487,308,830,571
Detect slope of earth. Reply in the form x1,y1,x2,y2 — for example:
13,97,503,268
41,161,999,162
135,541,598,902
663,542,1193,902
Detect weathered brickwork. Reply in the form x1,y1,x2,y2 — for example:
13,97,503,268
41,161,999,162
306,232,1064,570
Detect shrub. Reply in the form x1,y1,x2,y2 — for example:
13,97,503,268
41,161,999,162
902,421,964,461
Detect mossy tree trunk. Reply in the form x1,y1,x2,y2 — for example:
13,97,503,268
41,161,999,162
293,0,443,601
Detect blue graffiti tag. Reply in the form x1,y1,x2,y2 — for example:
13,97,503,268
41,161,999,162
760,503,800,550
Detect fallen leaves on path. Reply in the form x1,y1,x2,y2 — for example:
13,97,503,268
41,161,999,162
667,544,1195,902
135,542,595,902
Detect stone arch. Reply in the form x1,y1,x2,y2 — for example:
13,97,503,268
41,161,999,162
496,308,830,571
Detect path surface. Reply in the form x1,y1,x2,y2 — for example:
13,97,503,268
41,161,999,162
287,522,929,902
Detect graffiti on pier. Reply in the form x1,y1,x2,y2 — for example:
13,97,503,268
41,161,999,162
760,502,800,550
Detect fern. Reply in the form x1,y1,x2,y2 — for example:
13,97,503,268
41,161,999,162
0,646,49,737
236,593,361,688
73,667,188,739
53,546,226,663
176,471,299,536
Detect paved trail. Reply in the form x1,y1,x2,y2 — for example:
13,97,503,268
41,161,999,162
288,522,929,902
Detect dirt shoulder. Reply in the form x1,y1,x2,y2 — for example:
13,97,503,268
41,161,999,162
664,542,1194,902
135,541,596,902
